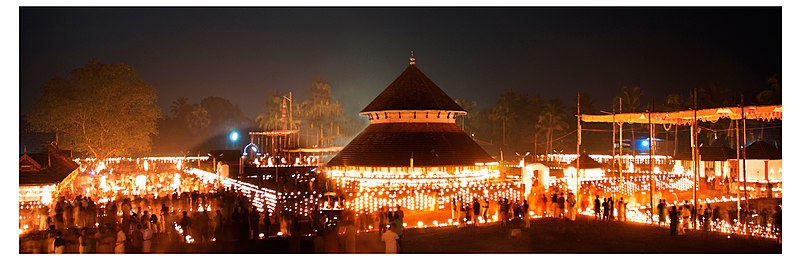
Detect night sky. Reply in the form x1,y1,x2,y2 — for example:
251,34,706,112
20,7,780,120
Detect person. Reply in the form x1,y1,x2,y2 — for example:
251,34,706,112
149,210,159,234
198,210,210,243
473,198,481,223
522,199,531,225
551,192,558,217
617,197,626,222
78,228,88,253
773,205,782,237
567,192,577,221
396,205,404,223
657,200,667,227
179,211,192,238
54,231,66,254
130,224,144,253
703,204,712,232
378,206,387,234
343,219,357,253
381,223,400,254
83,228,97,254
500,198,510,227
451,198,458,220
482,198,489,220
213,209,224,240
669,205,678,236
690,202,697,229
601,198,609,221
115,226,127,253
557,193,566,219
682,203,691,232
142,222,153,253
608,197,615,221
249,206,260,239
593,195,601,220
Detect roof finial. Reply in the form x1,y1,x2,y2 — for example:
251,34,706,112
409,50,415,65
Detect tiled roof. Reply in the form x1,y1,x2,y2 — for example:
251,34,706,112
361,64,465,113
569,153,606,169
19,152,78,185
672,146,738,161
745,140,781,159
326,123,495,167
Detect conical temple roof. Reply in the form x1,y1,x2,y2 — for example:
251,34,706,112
361,64,465,113
745,140,781,159
569,153,605,169
326,123,495,167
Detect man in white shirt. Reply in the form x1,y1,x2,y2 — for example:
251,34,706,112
380,224,400,254
142,223,153,253
114,227,126,253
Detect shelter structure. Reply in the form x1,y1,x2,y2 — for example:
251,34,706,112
742,140,782,182
580,101,782,224
674,146,738,179
325,54,507,216
19,146,78,204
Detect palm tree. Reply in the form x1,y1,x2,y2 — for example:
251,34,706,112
756,74,781,105
169,97,190,118
186,104,210,134
488,90,519,146
255,91,286,130
619,86,643,155
299,79,344,147
537,100,568,156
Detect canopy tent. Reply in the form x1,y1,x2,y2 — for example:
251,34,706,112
581,105,781,125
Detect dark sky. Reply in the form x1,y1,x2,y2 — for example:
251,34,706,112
20,7,780,119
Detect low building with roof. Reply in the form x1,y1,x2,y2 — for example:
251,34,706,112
19,146,79,204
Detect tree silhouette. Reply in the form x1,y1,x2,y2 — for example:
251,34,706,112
26,60,161,159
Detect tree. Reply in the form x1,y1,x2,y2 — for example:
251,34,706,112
169,97,190,118
696,83,733,108
661,94,685,111
756,74,781,105
454,98,478,131
488,90,519,146
537,99,568,156
618,85,644,155
186,104,211,134
256,91,287,131
26,60,161,159
299,79,344,147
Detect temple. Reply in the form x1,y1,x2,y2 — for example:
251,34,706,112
324,54,513,218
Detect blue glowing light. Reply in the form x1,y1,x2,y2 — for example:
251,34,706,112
641,139,649,147
229,131,239,142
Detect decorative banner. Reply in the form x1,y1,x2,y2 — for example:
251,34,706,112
581,105,781,125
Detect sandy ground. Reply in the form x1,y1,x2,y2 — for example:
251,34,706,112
345,216,780,254
34,215,774,254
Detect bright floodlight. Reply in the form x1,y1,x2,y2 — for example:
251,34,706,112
229,131,239,141
641,139,649,147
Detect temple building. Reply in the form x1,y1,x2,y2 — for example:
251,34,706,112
325,54,516,217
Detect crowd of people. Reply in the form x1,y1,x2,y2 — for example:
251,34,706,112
19,187,278,254
591,195,628,222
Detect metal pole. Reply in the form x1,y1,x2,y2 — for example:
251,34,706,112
736,98,741,223
648,103,654,224
741,94,749,234
612,103,617,197
577,92,582,210
619,97,624,180
693,88,699,229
